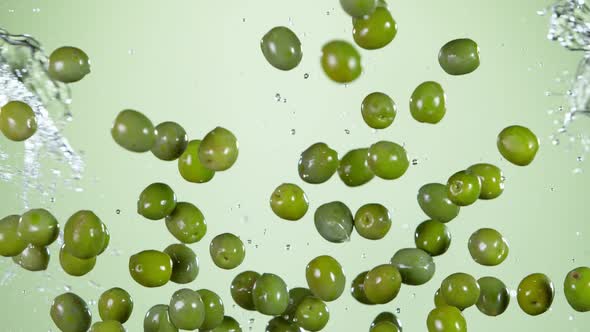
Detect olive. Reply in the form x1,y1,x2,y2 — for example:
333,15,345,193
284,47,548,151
363,264,402,304
12,244,50,271
198,126,239,171
252,273,289,316
352,5,397,50
63,210,107,259
426,306,466,332
128,250,172,287
414,220,451,256
50,292,92,332
178,140,216,183
361,92,396,129
564,267,590,312
390,248,435,285
497,125,540,166
59,245,96,276
0,214,27,257
137,182,177,220
446,170,481,206
320,40,362,83
351,271,374,305
305,255,346,301
517,273,554,316
196,289,225,330
270,183,309,221
151,121,188,161
98,287,133,323
476,276,510,316
314,201,354,243
48,46,91,83
417,183,460,223
340,0,377,17
298,142,339,184
409,81,446,124
144,304,178,332
111,109,156,153
210,233,246,270
0,100,37,141
467,163,504,200
438,38,480,75
367,141,409,180
284,287,314,320
164,243,199,284
18,208,59,247
89,321,125,332
169,288,205,330
354,203,392,240
440,273,480,310
338,148,374,187
230,271,260,311
371,312,403,331
294,296,329,331
468,228,509,266
261,27,302,71
165,202,207,244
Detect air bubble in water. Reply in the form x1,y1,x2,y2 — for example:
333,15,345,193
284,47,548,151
285,244,291,250
290,129,296,135
552,138,560,145
569,315,574,321
275,93,281,102
344,129,350,134
396,308,401,314
412,159,418,165
304,73,309,79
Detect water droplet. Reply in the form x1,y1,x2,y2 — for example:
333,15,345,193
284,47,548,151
290,129,296,135
254,244,259,249
550,187,555,192
241,216,249,224
401,223,409,230
509,289,517,297
577,156,584,162
242,18,246,23
247,239,252,244
361,253,366,259
282,98,287,103
304,73,309,79
128,49,135,55
115,209,121,214
569,315,574,321
552,138,560,146
248,318,255,324
63,285,72,292
537,9,547,16
545,91,553,96
50,197,55,203
396,308,401,314
8,9,15,13
412,159,418,165
275,93,281,102
576,231,581,236
501,175,507,182
32,8,41,13
285,244,291,250
573,167,583,174
344,129,350,134
326,11,330,15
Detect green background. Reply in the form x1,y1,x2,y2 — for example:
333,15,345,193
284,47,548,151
0,0,588,331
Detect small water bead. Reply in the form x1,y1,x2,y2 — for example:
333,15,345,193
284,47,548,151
344,129,350,134
569,315,575,321
285,244,291,251
32,8,41,13
396,308,401,314
115,209,121,214
290,129,296,135
242,18,246,22
63,285,72,292
573,168,583,174
247,239,252,245
275,93,281,102
537,8,547,16
249,318,255,325
304,73,309,79
576,231,581,236
552,138,561,145
412,159,418,165
127,49,135,55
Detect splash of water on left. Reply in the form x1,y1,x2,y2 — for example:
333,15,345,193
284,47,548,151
0,28,84,209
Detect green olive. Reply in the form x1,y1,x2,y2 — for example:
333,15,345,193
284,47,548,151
198,126,239,171
564,267,590,312
270,183,309,221
438,38,480,75
111,109,156,153
476,276,510,316
517,273,554,316
351,271,374,305
201,316,242,332
361,92,396,129
363,264,402,304
417,183,460,223
169,288,205,330
426,306,466,332
294,296,329,331
164,243,199,284
284,287,314,320
128,249,172,287
446,170,482,206
89,321,125,332
12,244,50,271
468,228,509,266
354,203,391,240
390,248,435,286
98,287,133,323
338,148,374,187
137,182,177,220
165,202,207,244
144,304,178,332
371,321,400,332
230,271,260,311
50,292,92,332
306,255,346,302
178,140,216,183
340,0,377,17
409,81,446,124
261,26,302,71
210,233,246,270
98,225,110,256
151,121,188,161
371,312,403,331
59,245,96,276
298,142,339,184
497,125,540,166
48,46,91,83
266,317,303,332
0,214,27,257
467,163,504,199
321,40,362,83
63,210,107,259
252,273,289,316
0,101,37,141
414,220,451,256
314,201,354,243
17,208,59,247
367,141,409,180
352,5,397,50
196,289,225,330
440,273,480,310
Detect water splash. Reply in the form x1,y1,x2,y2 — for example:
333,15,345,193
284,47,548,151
0,28,84,208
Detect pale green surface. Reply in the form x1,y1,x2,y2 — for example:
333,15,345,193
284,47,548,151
0,0,588,331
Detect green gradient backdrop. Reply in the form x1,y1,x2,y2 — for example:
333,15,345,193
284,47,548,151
0,0,588,331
